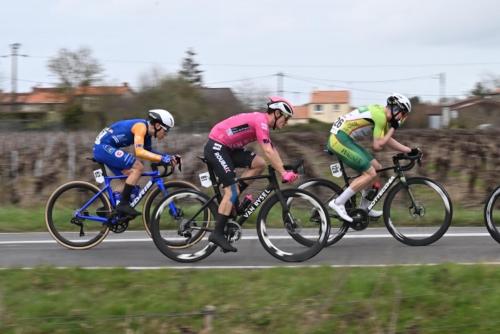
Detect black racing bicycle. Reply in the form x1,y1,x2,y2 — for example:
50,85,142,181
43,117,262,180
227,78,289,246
298,150,453,246
149,158,331,263
484,186,500,243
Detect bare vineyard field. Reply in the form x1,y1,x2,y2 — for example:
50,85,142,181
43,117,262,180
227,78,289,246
0,129,498,209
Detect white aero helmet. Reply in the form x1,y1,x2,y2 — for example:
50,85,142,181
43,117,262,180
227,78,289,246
148,109,174,130
267,96,294,118
387,93,411,114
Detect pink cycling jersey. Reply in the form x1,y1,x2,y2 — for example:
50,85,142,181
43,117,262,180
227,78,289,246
208,112,271,149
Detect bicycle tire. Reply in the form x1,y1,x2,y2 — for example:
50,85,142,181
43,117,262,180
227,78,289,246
142,180,199,237
150,189,218,263
298,178,350,247
45,181,111,250
383,177,452,246
256,188,330,262
484,186,500,243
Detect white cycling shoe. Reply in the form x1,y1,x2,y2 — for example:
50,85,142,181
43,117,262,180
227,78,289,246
360,197,383,218
366,209,383,218
328,200,353,223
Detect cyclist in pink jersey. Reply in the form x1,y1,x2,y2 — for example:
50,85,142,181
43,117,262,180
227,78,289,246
204,96,299,252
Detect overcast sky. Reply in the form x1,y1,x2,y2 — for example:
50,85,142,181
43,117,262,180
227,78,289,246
2,0,500,106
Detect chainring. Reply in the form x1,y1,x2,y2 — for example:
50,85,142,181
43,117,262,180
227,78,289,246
347,208,369,231
225,220,242,243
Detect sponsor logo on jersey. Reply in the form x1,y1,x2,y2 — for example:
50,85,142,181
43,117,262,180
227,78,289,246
227,124,249,136
115,150,124,158
260,123,268,130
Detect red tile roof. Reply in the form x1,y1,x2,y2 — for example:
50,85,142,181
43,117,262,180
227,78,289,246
74,84,132,96
0,84,133,105
293,105,309,119
310,90,350,104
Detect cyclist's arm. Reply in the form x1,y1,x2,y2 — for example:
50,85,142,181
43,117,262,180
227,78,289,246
373,128,395,151
385,137,411,153
254,118,286,174
131,123,162,162
258,141,286,175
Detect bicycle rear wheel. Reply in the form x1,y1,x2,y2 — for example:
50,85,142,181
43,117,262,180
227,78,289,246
485,186,500,243
256,188,330,262
150,189,218,263
298,178,349,247
45,181,111,249
384,177,452,246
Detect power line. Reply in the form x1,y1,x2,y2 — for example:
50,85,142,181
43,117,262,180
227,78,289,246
25,54,500,69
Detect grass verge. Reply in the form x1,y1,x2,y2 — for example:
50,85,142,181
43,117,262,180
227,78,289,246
0,265,500,333
0,204,486,232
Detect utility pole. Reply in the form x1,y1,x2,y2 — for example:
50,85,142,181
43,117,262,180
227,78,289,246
2,43,28,111
439,72,448,128
276,72,284,96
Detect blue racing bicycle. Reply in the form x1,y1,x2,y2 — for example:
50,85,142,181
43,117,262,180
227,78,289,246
45,157,197,249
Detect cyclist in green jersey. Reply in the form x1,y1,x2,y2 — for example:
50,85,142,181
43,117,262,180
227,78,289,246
327,93,421,222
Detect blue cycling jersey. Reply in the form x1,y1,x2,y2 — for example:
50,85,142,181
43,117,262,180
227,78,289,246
94,119,153,151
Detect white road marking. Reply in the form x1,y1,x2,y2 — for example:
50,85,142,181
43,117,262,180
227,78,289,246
3,262,500,270
0,232,492,245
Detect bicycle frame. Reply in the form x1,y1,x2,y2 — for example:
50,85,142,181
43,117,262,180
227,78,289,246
184,163,287,231
75,169,175,225
333,153,418,211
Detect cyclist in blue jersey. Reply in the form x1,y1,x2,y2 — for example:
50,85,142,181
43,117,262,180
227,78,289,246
93,109,178,217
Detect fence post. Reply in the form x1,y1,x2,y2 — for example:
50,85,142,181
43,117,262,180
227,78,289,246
200,305,216,334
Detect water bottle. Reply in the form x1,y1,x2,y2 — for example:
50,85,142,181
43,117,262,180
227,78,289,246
113,191,121,205
237,194,254,214
364,182,381,201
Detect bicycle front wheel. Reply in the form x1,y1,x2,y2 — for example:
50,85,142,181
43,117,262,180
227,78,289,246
384,177,452,246
298,178,349,247
256,189,330,262
150,189,218,263
45,181,111,249
142,180,199,237
485,186,500,243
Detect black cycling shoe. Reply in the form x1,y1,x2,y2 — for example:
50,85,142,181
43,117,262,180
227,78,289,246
208,233,237,252
116,203,141,217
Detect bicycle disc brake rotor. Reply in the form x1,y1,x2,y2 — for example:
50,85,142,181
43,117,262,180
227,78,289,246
284,213,302,234
178,219,195,238
348,208,369,231
409,202,426,218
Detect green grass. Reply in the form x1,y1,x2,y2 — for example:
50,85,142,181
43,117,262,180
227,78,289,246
1,265,500,333
0,203,487,232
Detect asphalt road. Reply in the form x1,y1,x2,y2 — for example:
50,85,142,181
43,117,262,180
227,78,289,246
1,227,500,269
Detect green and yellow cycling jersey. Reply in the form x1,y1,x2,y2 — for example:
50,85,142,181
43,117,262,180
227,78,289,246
327,105,388,172
329,104,388,139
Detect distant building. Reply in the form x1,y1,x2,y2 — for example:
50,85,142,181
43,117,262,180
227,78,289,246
289,90,351,124
0,83,134,129
418,91,500,129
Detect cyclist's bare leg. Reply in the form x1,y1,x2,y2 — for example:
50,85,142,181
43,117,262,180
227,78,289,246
349,165,378,193
239,155,266,185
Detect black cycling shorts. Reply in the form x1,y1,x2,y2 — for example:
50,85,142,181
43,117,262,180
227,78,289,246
203,139,256,187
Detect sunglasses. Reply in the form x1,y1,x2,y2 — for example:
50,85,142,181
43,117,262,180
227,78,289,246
159,124,171,132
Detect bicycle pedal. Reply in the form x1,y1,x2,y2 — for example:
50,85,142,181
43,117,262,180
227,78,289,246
221,248,238,253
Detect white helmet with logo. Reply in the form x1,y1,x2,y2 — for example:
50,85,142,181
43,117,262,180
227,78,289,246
387,93,411,114
148,109,175,129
